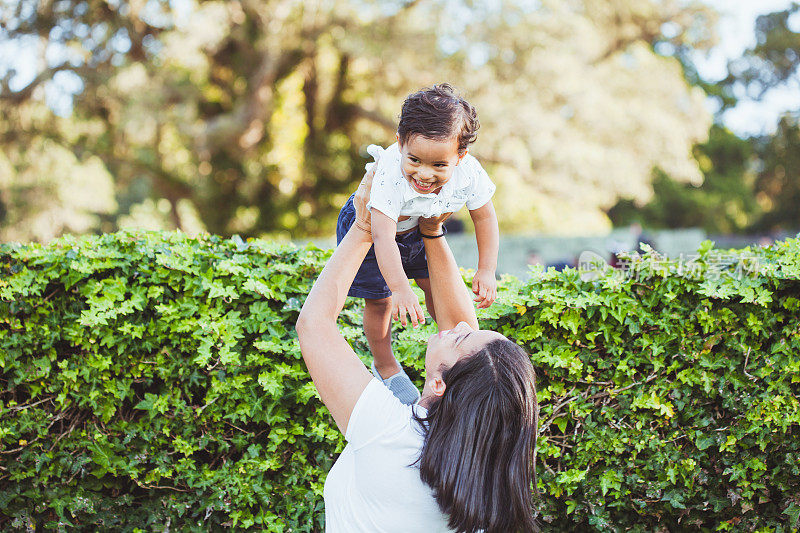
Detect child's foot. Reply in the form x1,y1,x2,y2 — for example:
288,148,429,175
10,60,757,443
371,361,420,405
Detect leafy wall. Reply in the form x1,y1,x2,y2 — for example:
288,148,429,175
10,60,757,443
1,232,799,531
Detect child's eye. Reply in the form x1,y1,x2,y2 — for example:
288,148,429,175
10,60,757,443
435,164,447,168
409,157,419,163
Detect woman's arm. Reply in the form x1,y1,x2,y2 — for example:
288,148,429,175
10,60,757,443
296,181,375,434
418,218,479,331
468,200,499,309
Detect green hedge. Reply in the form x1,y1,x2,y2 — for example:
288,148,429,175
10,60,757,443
1,231,799,531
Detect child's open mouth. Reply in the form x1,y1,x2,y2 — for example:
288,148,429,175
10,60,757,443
413,179,435,192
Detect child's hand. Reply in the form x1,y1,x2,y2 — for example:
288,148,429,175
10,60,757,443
472,269,497,309
391,285,426,327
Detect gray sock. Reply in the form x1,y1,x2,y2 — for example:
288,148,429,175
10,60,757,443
371,361,420,405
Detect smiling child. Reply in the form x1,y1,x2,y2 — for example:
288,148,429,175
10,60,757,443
335,84,499,404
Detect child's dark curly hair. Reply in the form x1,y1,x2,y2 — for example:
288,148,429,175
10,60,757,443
397,83,480,155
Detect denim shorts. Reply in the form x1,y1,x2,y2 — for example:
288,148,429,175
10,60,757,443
336,194,429,299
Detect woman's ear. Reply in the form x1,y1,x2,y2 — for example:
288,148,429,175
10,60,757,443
430,376,447,397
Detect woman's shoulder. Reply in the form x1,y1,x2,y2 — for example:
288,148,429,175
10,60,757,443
346,378,419,447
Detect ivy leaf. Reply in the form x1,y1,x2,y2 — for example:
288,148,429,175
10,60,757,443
698,240,715,255
784,503,800,527
695,434,716,450
662,489,686,509
600,469,622,496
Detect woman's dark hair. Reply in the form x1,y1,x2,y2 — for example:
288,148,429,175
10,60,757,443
413,339,539,533
397,83,480,155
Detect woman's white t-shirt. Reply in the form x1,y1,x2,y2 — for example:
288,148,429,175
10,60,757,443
365,143,496,232
323,378,454,532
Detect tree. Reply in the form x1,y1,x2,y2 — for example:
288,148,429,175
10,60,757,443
609,3,800,236
724,3,800,233
607,125,760,233
1,0,717,241
723,3,800,101
751,116,800,233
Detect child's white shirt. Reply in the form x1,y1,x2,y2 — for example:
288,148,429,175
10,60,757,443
365,143,496,232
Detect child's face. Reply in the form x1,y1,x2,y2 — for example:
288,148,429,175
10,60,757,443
398,134,465,194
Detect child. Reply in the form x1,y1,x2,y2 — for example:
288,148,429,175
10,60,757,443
336,83,499,404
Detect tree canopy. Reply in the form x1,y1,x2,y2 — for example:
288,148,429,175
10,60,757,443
1,0,719,241
607,3,800,236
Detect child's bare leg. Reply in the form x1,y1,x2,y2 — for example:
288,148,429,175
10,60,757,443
414,277,437,324
363,297,401,379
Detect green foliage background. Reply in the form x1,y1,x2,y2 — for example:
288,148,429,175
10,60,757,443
1,231,800,531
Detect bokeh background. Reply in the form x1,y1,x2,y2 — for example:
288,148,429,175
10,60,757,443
1,0,798,260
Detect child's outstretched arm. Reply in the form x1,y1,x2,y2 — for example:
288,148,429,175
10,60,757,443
371,209,426,327
468,200,499,309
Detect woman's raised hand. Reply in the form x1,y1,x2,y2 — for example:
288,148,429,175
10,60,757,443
418,212,453,236
353,164,376,235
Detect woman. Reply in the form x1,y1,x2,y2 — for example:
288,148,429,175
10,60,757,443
296,169,539,532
